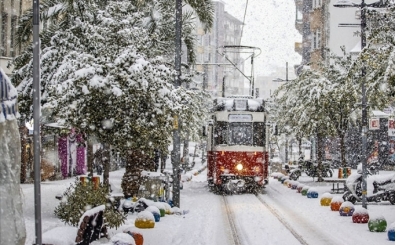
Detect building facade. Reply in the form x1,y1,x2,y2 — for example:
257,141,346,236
193,1,244,97
0,0,31,76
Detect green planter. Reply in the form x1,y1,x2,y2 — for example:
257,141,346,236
368,217,387,232
160,208,165,217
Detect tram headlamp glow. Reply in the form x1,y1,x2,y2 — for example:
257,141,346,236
236,163,243,171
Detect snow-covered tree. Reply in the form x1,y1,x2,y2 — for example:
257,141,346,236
12,1,213,195
349,5,395,107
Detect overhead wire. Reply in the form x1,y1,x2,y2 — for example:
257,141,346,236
240,0,249,45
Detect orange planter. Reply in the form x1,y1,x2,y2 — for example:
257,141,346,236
331,201,342,211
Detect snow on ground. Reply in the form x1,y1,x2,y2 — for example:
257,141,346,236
21,143,395,245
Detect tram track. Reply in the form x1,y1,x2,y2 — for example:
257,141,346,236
221,192,311,245
255,194,309,245
222,195,243,245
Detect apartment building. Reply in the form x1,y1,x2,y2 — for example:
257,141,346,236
293,0,381,72
193,1,244,97
0,0,31,76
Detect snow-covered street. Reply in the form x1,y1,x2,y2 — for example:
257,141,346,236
22,160,395,245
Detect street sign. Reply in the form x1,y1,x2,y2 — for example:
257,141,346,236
388,119,395,136
369,118,380,130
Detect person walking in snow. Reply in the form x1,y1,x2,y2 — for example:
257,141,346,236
0,68,26,245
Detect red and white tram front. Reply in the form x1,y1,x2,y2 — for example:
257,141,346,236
206,97,269,193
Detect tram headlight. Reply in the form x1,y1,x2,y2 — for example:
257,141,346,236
236,163,243,171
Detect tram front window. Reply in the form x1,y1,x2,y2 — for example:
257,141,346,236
229,122,253,145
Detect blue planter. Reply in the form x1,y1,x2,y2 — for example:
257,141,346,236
153,212,161,222
388,229,395,241
307,191,318,198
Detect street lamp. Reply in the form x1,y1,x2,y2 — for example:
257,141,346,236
333,0,388,209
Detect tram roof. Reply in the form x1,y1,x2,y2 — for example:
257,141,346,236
212,96,265,112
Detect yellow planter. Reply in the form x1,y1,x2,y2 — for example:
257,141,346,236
135,219,155,229
320,197,332,206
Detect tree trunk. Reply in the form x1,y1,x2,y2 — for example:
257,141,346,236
317,133,324,182
87,135,94,178
19,126,29,183
103,144,110,189
121,150,154,198
340,133,347,168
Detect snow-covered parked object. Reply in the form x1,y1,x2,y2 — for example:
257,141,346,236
153,202,166,217
352,206,369,223
134,211,155,229
301,186,310,196
388,222,395,241
320,193,333,206
122,199,136,213
368,214,387,232
123,227,144,245
134,198,154,213
110,232,136,245
296,183,305,193
307,188,318,198
146,206,161,222
42,226,78,245
339,201,355,216
330,196,344,211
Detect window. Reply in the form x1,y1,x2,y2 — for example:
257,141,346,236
312,0,322,9
228,122,253,146
312,29,321,50
10,15,17,57
253,122,265,146
214,121,228,145
1,12,8,56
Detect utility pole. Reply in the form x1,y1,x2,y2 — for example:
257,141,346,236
333,0,389,210
172,0,182,208
33,0,42,244
360,0,368,209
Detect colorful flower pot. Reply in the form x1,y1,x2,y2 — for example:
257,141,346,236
330,196,344,211
320,197,332,206
307,188,318,198
352,207,369,223
135,211,155,229
368,216,387,232
388,228,395,241
301,186,309,196
339,201,355,216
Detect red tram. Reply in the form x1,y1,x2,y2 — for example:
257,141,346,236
206,96,269,194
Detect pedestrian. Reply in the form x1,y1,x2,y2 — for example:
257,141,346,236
0,68,27,245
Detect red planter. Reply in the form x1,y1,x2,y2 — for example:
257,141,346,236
352,212,370,223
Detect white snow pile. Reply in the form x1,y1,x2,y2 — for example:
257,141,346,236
109,233,136,245
354,206,369,215
42,226,78,245
331,196,344,203
136,210,155,221
321,192,333,199
340,201,354,209
146,205,160,215
77,204,106,228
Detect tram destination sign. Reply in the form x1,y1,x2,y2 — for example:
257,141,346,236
229,114,252,122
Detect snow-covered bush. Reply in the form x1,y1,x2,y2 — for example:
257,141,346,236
54,178,126,228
